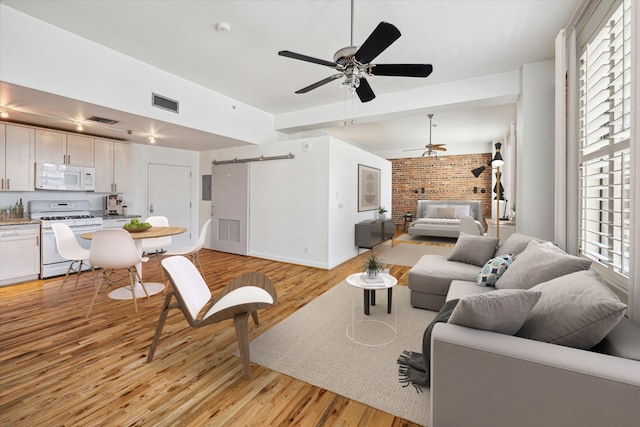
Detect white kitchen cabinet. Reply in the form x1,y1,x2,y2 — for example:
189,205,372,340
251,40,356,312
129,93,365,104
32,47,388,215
0,223,41,286
35,129,94,167
0,124,35,192
94,139,131,193
102,217,131,229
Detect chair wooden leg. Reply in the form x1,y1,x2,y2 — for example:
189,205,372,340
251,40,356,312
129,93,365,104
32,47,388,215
147,293,174,363
234,313,252,380
129,269,138,313
73,260,84,289
251,311,259,325
86,271,104,318
54,261,75,303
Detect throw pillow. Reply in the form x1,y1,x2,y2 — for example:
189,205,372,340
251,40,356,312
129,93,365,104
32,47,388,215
477,254,514,286
447,233,500,267
495,240,591,290
448,289,542,335
516,270,627,349
426,205,446,218
453,205,470,218
494,233,544,257
436,206,457,219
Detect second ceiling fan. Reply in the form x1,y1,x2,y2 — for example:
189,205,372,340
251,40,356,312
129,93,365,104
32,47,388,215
404,114,447,157
278,0,433,103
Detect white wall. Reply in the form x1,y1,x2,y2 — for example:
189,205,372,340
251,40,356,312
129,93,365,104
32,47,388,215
0,4,279,146
200,136,391,269
516,60,556,241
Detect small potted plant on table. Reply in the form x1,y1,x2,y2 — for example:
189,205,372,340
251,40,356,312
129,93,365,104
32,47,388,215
378,206,387,221
362,253,385,280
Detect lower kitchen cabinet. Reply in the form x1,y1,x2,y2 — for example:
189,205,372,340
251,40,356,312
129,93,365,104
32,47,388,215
0,223,41,286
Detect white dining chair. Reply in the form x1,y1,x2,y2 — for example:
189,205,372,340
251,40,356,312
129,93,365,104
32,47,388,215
51,222,91,302
86,229,150,317
141,216,171,281
163,219,212,275
147,255,277,380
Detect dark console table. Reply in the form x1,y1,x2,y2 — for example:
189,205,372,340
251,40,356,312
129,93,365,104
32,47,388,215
355,219,395,249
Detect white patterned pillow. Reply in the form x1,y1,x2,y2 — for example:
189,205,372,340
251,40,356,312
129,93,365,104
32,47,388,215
477,254,514,286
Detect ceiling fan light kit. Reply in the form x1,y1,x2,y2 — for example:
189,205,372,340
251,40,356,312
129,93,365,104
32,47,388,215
278,0,432,103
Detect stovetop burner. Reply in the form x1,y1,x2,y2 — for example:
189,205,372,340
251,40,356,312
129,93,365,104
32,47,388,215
39,215,95,221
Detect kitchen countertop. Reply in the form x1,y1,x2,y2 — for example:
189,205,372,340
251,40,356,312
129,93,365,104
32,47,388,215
0,219,40,226
101,214,142,220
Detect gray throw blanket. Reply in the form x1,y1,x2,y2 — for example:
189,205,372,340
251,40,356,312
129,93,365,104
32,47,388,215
397,298,459,392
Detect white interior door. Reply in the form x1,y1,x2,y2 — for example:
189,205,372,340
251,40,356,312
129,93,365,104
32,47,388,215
211,163,248,255
147,163,192,248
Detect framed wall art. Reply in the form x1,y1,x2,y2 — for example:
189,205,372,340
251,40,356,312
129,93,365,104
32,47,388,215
358,164,380,212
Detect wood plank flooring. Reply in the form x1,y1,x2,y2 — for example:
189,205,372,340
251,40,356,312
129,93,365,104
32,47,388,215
0,237,423,426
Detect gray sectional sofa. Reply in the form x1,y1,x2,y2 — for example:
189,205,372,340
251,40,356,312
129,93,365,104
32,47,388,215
407,232,640,427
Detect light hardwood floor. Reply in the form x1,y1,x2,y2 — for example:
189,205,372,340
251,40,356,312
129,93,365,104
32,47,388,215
0,237,424,426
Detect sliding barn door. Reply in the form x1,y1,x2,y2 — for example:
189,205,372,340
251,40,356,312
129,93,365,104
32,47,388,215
211,163,248,255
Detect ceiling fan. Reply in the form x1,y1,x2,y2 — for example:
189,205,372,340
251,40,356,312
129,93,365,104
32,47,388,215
404,114,447,158
277,0,433,103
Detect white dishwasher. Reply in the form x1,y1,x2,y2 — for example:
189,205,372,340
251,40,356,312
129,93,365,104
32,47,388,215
0,223,41,286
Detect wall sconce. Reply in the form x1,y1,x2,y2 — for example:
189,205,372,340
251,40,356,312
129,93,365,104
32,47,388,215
148,135,156,144
0,110,8,119
471,160,492,177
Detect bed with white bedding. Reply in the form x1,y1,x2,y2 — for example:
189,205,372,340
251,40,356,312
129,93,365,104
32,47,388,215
408,200,483,239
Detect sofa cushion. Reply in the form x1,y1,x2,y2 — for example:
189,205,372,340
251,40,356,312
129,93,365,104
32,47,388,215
494,233,544,257
516,270,627,349
495,241,591,290
477,254,514,286
448,289,541,335
446,280,495,301
447,233,499,267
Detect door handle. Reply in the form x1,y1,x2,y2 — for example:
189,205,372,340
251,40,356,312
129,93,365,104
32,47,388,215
149,203,154,214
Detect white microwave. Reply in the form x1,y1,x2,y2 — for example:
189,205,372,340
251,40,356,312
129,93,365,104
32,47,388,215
35,162,96,191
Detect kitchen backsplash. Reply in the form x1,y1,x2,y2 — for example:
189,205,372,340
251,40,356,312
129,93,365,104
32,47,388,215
0,191,135,218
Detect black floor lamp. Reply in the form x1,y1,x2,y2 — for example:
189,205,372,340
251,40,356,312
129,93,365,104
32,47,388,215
491,142,505,239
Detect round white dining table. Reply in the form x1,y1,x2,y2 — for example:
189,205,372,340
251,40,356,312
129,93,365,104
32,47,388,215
81,226,187,300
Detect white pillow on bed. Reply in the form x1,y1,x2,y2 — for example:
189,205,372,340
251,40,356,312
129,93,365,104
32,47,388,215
437,207,457,219
453,205,471,219
426,205,447,218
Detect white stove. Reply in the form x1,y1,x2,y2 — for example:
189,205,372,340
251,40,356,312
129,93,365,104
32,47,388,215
30,200,103,278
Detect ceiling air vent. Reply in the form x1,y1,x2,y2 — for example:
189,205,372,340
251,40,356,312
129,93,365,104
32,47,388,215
152,93,179,113
87,116,118,125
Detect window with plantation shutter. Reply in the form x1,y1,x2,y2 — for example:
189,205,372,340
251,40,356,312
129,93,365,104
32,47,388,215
578,0,631,287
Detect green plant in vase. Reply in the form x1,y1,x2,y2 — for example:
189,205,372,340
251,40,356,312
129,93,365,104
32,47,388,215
362,253,385,279
378,206,387,221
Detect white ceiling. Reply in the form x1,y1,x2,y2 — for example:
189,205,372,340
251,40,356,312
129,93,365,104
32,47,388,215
0,0,582,155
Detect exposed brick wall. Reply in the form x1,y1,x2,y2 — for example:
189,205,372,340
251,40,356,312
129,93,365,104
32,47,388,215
391,154,493,228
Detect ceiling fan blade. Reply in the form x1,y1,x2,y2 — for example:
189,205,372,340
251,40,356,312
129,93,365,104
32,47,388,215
403,147,428,152
434,147,447,151
278,50,338,68
370,64,433,78
294,74,343,94
355,78,375,102
354,22,401,64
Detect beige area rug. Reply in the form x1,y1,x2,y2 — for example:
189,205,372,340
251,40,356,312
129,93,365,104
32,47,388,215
394,233,457,246
379,241,454,267
248,281,436,426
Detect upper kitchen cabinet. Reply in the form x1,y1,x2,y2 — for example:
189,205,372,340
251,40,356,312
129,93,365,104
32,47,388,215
0,124,35,192
35,129,95,167
94,139,131,193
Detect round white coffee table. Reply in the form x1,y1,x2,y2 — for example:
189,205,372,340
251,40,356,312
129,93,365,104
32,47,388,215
345,272,398,346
